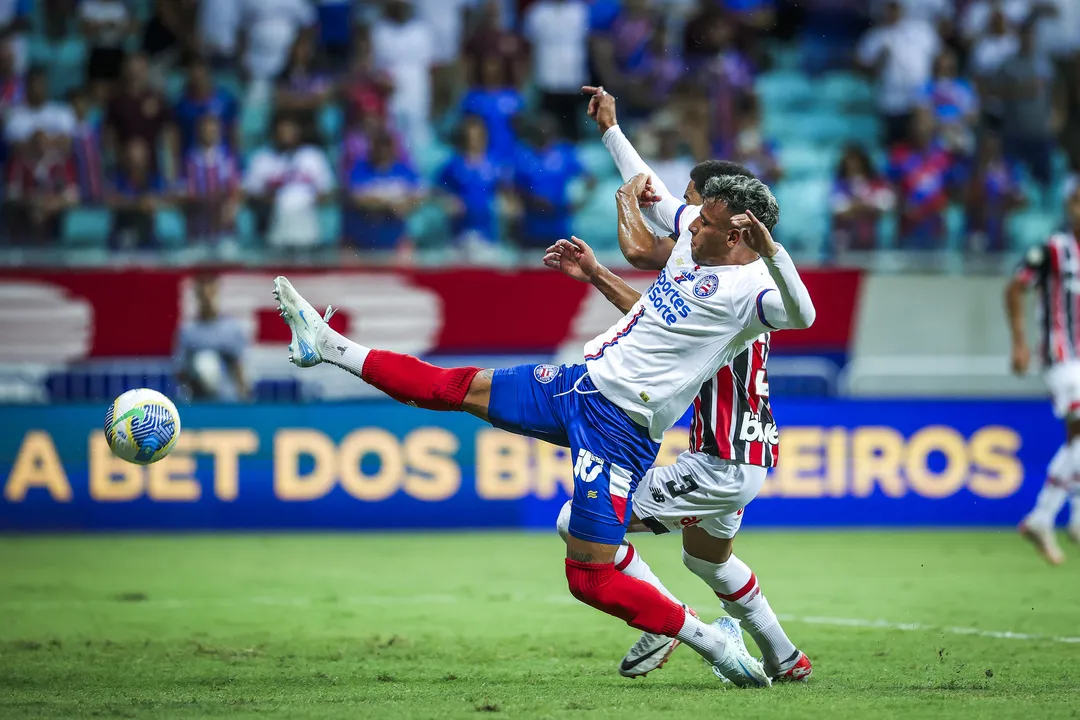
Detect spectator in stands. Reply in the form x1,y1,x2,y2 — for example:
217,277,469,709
42,0,75,42
0,0,29,76
960,0,1045,45
141,0,200,83
181,115,241,245
995,19,1059,189
175,273,250,402
856,0,940,146
413,0,476,117
733,94,782,186
436,115,507,254
274,33,335,141
315,0,355,69
460,55,526,167
80,0,134,101
512,114,594,249
4,129,77,244
920,49,979,154
197,0,242,68
345,126,422,256
0,40,23,120
683,0,727,71
830,143,896,252
4,67,75,150
107,137,168,250
464,0,529,90
243,114,334,248
69,87,105,204
969,7,1019,82
523,0,590,141
237,0,317,91
174,58,239,156
644,113,695,204
699,13,756,158
962,131,1026,252
343,34,393,126
888,106,959,249
590,0,659,113
104,53,179,180
1061,53,1080,173
371,0,436,152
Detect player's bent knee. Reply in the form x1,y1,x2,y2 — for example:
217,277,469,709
682,527,734,566
556,500,572,543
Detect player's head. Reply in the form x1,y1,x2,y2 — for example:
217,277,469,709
1066,177,1080,231
273,115,301,150
194,272,220,320
685,160,755,205
688,174,779,264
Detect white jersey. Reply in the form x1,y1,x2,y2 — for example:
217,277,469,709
584,206,779,441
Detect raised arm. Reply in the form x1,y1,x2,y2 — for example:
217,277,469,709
616,173,672,273
543,237,641,314
734,210,816,330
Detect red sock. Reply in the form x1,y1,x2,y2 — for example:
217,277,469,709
361,350,481,411
565,559,685,635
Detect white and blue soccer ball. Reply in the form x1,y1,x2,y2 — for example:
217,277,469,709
104,389,181,465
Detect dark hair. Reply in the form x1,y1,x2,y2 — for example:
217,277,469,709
699,174,780,230
690,160,755,191
836,144,877,181
455,115,487,149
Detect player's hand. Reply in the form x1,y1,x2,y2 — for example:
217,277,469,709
543,236,600,283
582,86,617,134
1011,342,1031,375
639,175,661,207
730,209,778,258
617,173,650,204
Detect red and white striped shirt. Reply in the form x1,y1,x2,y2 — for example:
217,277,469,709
1016,233,1080,367
689,335,777,468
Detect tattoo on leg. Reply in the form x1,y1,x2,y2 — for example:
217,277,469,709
568,550,594,563
476,368,494,381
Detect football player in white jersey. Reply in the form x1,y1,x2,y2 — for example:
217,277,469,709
272,146,814,687
540,86,811,683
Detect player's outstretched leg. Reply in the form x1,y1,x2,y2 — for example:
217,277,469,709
563,532,770,688
681,527,812,682
557,501,694,678
273,276,489,415
1019,444,1068,565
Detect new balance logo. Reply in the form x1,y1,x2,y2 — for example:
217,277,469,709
573,450,605,483
337,345,347,354
738,411,779,445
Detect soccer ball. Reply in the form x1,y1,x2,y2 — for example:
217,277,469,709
104,389,182,465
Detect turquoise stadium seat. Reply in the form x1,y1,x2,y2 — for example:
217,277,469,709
155,209,186,246
319,105,344,143
1009,209,1058,250
778,143,838,180
817,72,876,110
756,71,815,111
319,205,341,244
773,178,831,254
572,177,621,250
416,141,453,181
578,141,617,179
63,207,111,245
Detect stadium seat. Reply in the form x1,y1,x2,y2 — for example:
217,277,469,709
778,143,838,180
416,140,453,180
63,207,111,245
765,111,848,145
319,104,344,143
756,71,815,111
578,141,617,179
319,205,341,244
817,72,876,111
155,209,186,246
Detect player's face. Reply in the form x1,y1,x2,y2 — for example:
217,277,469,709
683,180,701,205
687,198,737,263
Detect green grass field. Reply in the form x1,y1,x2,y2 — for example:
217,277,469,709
2,531,1079,720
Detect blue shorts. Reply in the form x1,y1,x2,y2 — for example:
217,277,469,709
488,363,660,545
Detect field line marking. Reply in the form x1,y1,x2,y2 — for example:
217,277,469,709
2,595,1078,644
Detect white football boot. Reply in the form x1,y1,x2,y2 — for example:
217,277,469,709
272,276,336,368
618,608,697,678
708,616,772,688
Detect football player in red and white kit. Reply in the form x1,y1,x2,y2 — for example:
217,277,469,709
544,87,811,682
1007,179,1080,564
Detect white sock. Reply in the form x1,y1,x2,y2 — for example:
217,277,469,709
673,610,727,662
614,543,681,605
682,550,796,669
319,327,370,378
1026,444,1071,528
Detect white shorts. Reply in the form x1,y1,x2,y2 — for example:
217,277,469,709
632,451,767,539
1045,360,1080,419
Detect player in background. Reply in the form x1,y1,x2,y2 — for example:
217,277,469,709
1007,179,1080,564
542,87,811,683
273,168,814,688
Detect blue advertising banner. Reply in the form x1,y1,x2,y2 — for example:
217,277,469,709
0,399,1063,530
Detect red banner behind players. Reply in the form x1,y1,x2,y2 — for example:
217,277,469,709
0,268,861,361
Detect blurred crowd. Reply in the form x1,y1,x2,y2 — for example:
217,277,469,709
0,0,1077,261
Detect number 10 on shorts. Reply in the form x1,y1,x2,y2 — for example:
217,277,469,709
574,450,605,483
